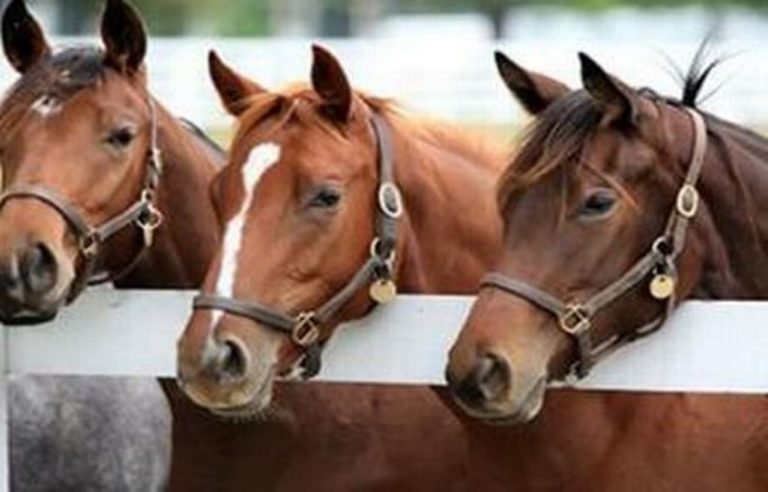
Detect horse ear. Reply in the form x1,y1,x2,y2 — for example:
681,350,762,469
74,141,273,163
2,0,50,73
100,0,147,74
495,51,569,114
208,50,265,116
310,44,352,123
579,52,639,127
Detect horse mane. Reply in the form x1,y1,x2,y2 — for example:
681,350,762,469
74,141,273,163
233,83,504,171
0,47,106,134
496,46,725,213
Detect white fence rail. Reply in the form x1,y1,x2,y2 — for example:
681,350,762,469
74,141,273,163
3,290,766,392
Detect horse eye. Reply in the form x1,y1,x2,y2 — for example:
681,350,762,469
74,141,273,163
105,127,135,148
308,187,341,209
579,189,617,218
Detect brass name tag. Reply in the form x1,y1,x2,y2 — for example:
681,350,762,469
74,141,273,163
369,278,397,304
649,274,675,300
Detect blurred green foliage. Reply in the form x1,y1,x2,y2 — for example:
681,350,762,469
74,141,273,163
401,0,768,11
46,0,768,36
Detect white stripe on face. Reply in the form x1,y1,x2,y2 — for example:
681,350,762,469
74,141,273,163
31,95,62,118
211,142,281,329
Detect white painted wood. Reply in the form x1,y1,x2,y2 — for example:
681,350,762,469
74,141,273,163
5,290,768,393
0,324,8,492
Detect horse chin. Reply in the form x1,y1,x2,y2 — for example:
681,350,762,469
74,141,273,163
0,309,57,326
0,301,60,326
456,377,547,426
209,390,274,424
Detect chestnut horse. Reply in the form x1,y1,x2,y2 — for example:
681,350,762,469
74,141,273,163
447,51,768,489
177,45,505,412
0,0,221,489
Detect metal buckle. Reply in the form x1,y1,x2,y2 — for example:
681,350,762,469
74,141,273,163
79,233,100,259
377,182,403,219
559,304,591,335
137,193,164,247
292,312,320,347
676,184,699,219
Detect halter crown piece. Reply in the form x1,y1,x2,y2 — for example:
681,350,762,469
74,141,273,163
481,108,707,379
0,94,164,302
193,112,403,379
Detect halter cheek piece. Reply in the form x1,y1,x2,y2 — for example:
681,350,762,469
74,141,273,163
193,112,402,379
0,96,164,303
482,108,707,379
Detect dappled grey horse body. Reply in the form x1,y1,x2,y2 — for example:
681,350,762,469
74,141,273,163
9,375,170,491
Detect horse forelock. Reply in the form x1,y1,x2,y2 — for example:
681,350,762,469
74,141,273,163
0,46,106,133
497,91,602,214
231,83,503,178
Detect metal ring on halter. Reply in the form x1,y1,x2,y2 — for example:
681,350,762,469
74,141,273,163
651,236,673,257
558,304,591,335
137,202,164,230
292,312,321,347
378,182,403,219
79,233,100,259
676,184,699,219
369,237,396,265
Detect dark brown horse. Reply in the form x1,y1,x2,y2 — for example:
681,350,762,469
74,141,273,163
0,0,222,489
447,51,768,489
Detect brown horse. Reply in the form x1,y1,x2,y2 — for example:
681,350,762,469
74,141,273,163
0,0,223,489
447,51,768,489
176,45,506,414
0,1,220,321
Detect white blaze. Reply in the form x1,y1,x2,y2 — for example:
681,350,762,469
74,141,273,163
31,95,62,118
211,142,280,328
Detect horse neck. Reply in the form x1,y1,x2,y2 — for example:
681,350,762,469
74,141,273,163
116,103,222,289
686,113,768,298
387,117,505,294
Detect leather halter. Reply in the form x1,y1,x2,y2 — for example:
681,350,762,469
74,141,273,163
193,112,403,378
0,96,164,302
481,108,707,378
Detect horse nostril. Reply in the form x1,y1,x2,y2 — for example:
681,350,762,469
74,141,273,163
212,339,249,383
453,354,511,406
476,354,511,401
0,260,19,291
19,243,57,296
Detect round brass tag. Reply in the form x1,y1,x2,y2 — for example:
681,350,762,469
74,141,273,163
369,278,397,304
649,274,675,300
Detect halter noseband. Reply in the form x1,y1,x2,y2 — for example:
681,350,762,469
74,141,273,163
193,112,403,378
0,96,164,302
482,108,707,379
